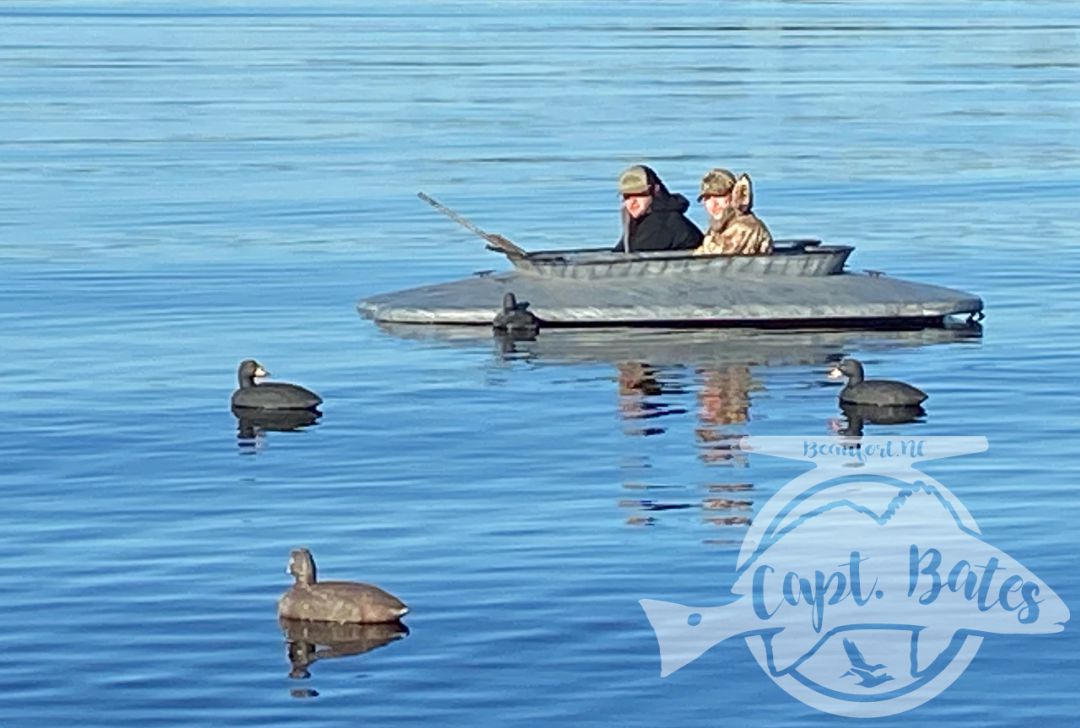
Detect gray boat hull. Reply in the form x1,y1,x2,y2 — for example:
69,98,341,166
373,322,983,368
358,269,984,327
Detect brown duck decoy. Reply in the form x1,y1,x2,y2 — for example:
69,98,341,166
278,548,408,624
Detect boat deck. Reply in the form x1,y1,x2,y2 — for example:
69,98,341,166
358,270,984,328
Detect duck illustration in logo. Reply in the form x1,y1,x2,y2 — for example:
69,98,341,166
641,436,1070,717
840,638,893,687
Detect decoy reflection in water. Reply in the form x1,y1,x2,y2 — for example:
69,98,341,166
492,292,541,337
493,331,535,359
832,401,926,437
278,548,409,624
234,407,321,442
231,359,322,411
826,358,927,407
281,617,409,680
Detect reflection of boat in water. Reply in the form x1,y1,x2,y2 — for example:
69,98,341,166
234,407,321,442
280,617,409,680
358,241,983,328
620,481,756,535
375,323,975,541
378,321,977,462
374,322,981,368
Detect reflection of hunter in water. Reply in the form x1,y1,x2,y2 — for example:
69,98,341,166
616,362,688,435
695,365,758,465
615,361,758,451
617,363,757,535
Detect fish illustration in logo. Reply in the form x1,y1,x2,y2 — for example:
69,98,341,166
641,478,1070,713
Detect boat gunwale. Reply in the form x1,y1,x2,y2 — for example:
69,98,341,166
509,241,855,278
519,239,842,264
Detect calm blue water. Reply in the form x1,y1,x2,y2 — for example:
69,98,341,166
2,2,1078,725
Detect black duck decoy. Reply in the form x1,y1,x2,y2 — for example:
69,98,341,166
278,548,408,624
827,358,927,407
492,292,540,335
231,359,322,411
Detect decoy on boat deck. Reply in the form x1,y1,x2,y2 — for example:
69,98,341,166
231,359,322,411
278,548,408,624
492,291,541,335
827,358,928,407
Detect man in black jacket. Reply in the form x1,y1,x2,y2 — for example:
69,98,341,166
613,165,703,253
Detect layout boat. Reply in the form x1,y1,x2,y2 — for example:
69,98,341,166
357,196,984,329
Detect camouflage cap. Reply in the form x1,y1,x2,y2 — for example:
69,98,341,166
698,168,736,200
618,165,651,195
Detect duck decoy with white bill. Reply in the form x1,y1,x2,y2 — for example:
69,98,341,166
278,548,409,624
231,359,322,411
827,358,927,406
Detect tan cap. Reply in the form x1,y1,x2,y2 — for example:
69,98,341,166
698,168,736,200
618,165,651,195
